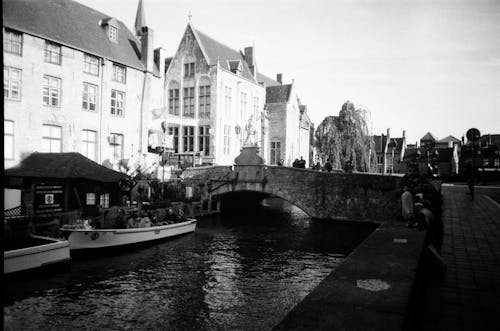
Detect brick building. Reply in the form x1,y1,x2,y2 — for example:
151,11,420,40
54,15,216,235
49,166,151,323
3,0,165,171
262,74,313,167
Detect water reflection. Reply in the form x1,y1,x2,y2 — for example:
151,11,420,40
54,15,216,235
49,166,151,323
3,200,374,330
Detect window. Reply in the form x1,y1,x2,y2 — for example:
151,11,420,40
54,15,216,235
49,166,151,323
168,83,180,115
109,133,124,161
184,62,195,77
183,126,194,152
112,64,126,83
270,141,281,165
3,29,22,55
100,193,110,208
168,126,179,153
82,83,98,111
86,193,96,205
4,120,14,160
483,159,489,167
495,158,500,167
253,97,259,119
224,125,231,155
199,126,210,156
43,75,61,107
199,84,211,118
44,41,61,65
240,92,247,120
42,124,62,152
183,87,195,117
4,67,21,101
84,54,99,75
109,25,118,41
110,90,125,116
224,87,232,116
82,129,97,161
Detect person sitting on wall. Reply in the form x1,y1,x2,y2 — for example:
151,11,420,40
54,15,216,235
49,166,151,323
277,159,284,166
292,159,299,168
298,156,306,168
400,163,442,239
323,159,333,172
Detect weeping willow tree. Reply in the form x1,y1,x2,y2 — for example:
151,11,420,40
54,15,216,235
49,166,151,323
315,101,376,172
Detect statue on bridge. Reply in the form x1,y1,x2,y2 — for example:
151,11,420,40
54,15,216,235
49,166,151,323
244,115,257,147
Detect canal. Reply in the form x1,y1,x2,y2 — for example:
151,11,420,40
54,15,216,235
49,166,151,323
3,200,376,330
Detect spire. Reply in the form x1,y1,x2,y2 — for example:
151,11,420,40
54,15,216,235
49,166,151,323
134,0,146,36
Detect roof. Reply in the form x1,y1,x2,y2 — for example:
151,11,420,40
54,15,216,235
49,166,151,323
165,57,173,73
437,135,460,143
256,72,281,87
373,135,388,153
420,132,437,142
266,84,292,103
3,0,144,70
193,27,256,82
5,153,128,182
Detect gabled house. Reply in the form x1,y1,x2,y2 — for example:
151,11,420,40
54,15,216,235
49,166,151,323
262,74,313,166
372,129,406,174
159,23,267,166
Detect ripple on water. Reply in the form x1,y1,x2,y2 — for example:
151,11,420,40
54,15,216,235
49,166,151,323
3,205,362,330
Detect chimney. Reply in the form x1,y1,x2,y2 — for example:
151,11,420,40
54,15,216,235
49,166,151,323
244,46,257,78
276,73,283,84
386,128,390,140
154,47,167,78
402,130,406,138
141,26,154,73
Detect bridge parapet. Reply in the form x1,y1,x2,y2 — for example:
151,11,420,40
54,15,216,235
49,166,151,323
182,147,402,223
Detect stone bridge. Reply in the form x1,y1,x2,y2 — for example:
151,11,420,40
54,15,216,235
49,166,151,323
184,146,402,222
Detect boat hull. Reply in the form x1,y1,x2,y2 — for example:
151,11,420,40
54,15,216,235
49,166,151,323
4,235,71,274
62,219,197,251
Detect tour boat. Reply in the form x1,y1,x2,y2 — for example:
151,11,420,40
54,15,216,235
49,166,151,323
60,219,197,252
4,235,71,274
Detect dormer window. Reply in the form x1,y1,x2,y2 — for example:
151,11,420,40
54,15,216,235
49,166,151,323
229,60,242,75
101,18,119,43
109,25,118,41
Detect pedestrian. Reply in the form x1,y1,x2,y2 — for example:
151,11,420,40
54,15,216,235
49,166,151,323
324,159,332,172
298,156,306,168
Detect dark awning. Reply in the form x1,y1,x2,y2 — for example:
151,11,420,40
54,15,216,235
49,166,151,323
4,152,128,183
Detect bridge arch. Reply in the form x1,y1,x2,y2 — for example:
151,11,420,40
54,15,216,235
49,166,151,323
183,146,402,223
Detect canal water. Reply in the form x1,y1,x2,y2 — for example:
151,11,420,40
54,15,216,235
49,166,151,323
3,200,375,331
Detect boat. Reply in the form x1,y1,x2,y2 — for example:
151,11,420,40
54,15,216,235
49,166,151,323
60,218,197,251
4,235,71,274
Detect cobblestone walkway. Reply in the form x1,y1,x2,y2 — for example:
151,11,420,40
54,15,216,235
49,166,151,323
417,185,500,330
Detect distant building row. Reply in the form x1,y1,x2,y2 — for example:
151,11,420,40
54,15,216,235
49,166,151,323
3,0,313,177
373,130,500,179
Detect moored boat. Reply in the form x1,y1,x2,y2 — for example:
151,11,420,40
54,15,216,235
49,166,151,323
4,235,71,274
61,218,197,251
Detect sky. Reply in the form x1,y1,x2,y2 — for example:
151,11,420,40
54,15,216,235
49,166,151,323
78,0,500,144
